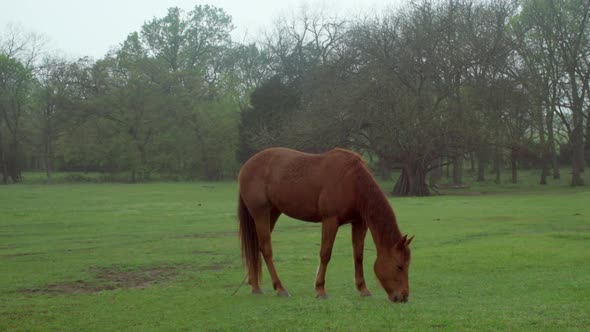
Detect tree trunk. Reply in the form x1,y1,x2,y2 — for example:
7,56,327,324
568,68,584,185
586,104,590,167
511,147,517,184
571,112,585,186
8,141,22,183
476,149,488,182
429,157,443,186
547,112,560,179
0,128,6,184
539,107,548,185
139,146,148,180
45,156,53,184
494,147,502,184
392,162,430,197
134,142,150,181
571,108,585,185
44,140,53,184
547,79,560,180
6,104,22,183
477,159,485,182
452,155,462,185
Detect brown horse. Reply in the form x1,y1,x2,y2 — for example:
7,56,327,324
238,147,413,302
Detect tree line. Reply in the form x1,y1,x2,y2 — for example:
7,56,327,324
1,0,589,195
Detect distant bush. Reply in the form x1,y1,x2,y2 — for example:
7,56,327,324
63,173,99,183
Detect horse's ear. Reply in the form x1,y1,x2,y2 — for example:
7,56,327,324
406,235,414,246
396,234,408,249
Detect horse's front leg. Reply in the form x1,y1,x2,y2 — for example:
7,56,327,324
352,221,372,296
315,217,339,299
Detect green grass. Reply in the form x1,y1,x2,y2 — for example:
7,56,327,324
1,179,589,331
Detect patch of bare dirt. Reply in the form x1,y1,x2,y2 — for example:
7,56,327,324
199,256,233,271
20,266,178,295
204,264,226,271
1,252,42,258
20,280,111,295
192,250,216,254
92,266,177,289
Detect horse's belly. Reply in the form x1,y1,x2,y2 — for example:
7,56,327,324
280,208,322,222
268,185,322,222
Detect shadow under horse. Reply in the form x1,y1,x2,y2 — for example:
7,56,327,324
238,147,413,302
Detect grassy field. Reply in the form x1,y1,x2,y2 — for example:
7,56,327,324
1,176,589,331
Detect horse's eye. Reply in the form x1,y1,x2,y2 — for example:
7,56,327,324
397,266,403,271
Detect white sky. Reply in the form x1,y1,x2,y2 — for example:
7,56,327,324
1,0,402,60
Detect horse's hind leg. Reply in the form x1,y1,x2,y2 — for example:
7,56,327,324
352,221,372,296
315,217,339,299
253,207,289,296
270,207,281,233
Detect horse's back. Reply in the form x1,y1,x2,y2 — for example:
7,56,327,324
239,147,360,184
239,148,362,221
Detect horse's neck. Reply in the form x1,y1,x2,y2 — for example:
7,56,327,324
356,171,402,251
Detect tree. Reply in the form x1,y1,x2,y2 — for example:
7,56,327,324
141,5,234,89
459,0,519,183
511,15,561,183
518,0,590,186
238,7,348,161
0,25,44,183
0,55,32,183
91,35,173,181
342,1,485,196
30,56,89,182
238,76,300,162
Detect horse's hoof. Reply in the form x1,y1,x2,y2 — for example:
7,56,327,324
277,290,290,297
252,289,264,295
360,290,372,297
316,294,329,300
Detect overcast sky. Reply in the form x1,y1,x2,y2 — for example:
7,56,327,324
1,0,402,60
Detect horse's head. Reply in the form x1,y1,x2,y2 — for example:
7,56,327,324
374,234,414,303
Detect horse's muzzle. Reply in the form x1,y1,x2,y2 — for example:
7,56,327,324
390,293,409,303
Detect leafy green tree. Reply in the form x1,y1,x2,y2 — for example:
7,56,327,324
94,36,173,181
30,56,88,182
0,55,32,183
139,5,240,180
237,76,300,162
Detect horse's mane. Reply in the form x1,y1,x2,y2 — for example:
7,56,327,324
353,161,403,248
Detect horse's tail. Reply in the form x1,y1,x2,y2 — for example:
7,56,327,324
238,195,261,284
